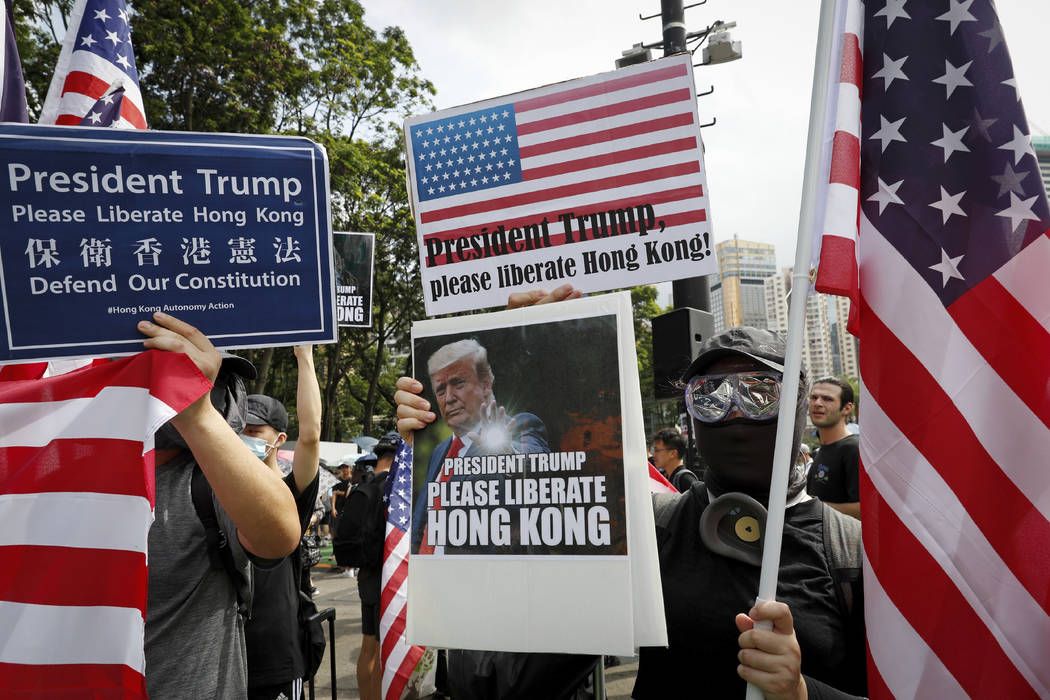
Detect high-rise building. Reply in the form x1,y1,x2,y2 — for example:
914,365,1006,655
763,267,834,380
830,295,859,379
710,235,777,332
1035,135,1050,197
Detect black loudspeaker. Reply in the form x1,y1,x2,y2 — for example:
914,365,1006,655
652,307,715,399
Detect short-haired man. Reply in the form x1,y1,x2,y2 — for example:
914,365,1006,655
806,377,860,519
242,346,322,700
331,460,355,577
651,428,697,493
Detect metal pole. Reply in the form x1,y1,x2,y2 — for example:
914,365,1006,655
663,0,712,312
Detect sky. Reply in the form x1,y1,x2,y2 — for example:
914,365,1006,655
360,0,1050,296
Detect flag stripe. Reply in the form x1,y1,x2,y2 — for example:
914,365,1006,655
0,601,145,670
0,442,154,498
814,232,858,297
858,213,1050,518
993,232,1050,333
518,112,695,159
828,131,860,187
420,161,700,225
517,88,694,137
947,274,1050,427
514,62,689,113
840,32,863,91
0,492,152,552
859,296,1050,613
0,662,145,698
523,136,697,181
385,646,425,700
0,545,147,609
860,468,1038,696
380,602,408,663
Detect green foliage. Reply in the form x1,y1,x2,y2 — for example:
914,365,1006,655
630,285,666,402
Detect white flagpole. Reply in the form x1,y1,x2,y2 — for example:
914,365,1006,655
745,0,845,697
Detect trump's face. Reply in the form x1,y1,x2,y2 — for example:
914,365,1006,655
430,357,491,435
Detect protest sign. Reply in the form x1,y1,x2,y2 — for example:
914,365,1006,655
0,124,336,363
406,292,666,654
404,53,718,316
333,231,374,328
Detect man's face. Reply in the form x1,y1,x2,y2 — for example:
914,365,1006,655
242,423,282,446
809,382,851,428
430,356,491,434
651,439,678,473
339,466,352,482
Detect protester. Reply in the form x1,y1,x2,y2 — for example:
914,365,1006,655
331,459,355,576
394,287,866,700
650,427,697,493
137,312,301,699
242,346,322,700
806,377,860,519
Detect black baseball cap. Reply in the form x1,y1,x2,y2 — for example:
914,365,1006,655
245,394,289,432
355,452,378,469
684,327,788,380
374,431,401,457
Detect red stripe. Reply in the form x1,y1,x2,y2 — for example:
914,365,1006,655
948,274,1050,428
383,524,405,560
118,97,146,130
518,112,695,159
828,130,860,188
381,556,408,612
523,136,698,181
517,88,695,137
1,442,154,499
380,603,408,663
61,71,109,101
0,545,147,610
814,235,858,299
859,296,1050,614
840,33,863,93
861,470,1034,697
0,662,145,698
865,646,893,700
515,62,689,113
420,161,700,224
0,363,48,381
386,645,425,700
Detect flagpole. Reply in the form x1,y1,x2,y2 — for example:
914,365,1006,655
745,0,843,697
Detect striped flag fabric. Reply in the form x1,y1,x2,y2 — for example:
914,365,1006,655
0,350,210,697
77,84,126,127
405,53,714,315
648,463,677,495
813,0,1050,696
38,0,145,129
1,0,28,123
380,439,426,700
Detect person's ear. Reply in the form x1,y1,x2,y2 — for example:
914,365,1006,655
274,432,288,448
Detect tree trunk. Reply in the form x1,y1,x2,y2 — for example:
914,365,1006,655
251,346,275,395
320,335,345,441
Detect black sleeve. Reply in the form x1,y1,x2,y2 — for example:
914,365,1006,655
804,674,867,700
284,469,321,535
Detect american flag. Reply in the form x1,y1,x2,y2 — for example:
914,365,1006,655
406,53,712,314
648,463,677,495
380,439,426,700
77,84,126,127
1,0,28,123
38,0,145,129
815,1,1050,696
0,350,210,697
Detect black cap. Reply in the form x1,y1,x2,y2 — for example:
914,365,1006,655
684,327,788,380
355,452,378,468
374,431,401,456
245,394,289,432
220,351,257,379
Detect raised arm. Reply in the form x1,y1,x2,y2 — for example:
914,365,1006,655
291,345,321,494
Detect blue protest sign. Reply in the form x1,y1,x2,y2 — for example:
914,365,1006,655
0,124,336,363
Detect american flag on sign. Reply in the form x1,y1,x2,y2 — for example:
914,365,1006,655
380,439,426,700
814,0,1050,696
0,350,210,697
38,0,145,129
406,53,714,315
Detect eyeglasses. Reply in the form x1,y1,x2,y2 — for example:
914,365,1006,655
685,371,783,423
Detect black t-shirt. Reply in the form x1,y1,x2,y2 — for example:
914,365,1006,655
333,477,352,512
246,466,321,687
632,486,866,699
357,470,390,605
806,434,860,504
669,465,699,493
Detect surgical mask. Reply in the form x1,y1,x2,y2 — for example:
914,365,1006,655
240,434,275,460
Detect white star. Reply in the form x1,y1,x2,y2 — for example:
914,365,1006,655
87,111,103,124
868,177,905,214
990,162,1028,198
80,34,97,47
115,54,131,70
872,53,909,89
436,124,444,132
94,8,110,21
399,516,407,525
874,0,910,27
932,59,973,98
930,123,970,163
935,0,977,36
100,92,116,104
929,186,967,224
869,115,907,153
105,30,121,45
1001,78,1021,102
978,23,1004,53
995,191,1040,232
118,8,129,23
998,125,1032,165
929,249,965,287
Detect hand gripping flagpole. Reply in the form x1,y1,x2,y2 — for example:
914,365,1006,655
744,0,843,698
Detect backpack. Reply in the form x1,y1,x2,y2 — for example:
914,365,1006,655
333,473,387,569
190,464,253,617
